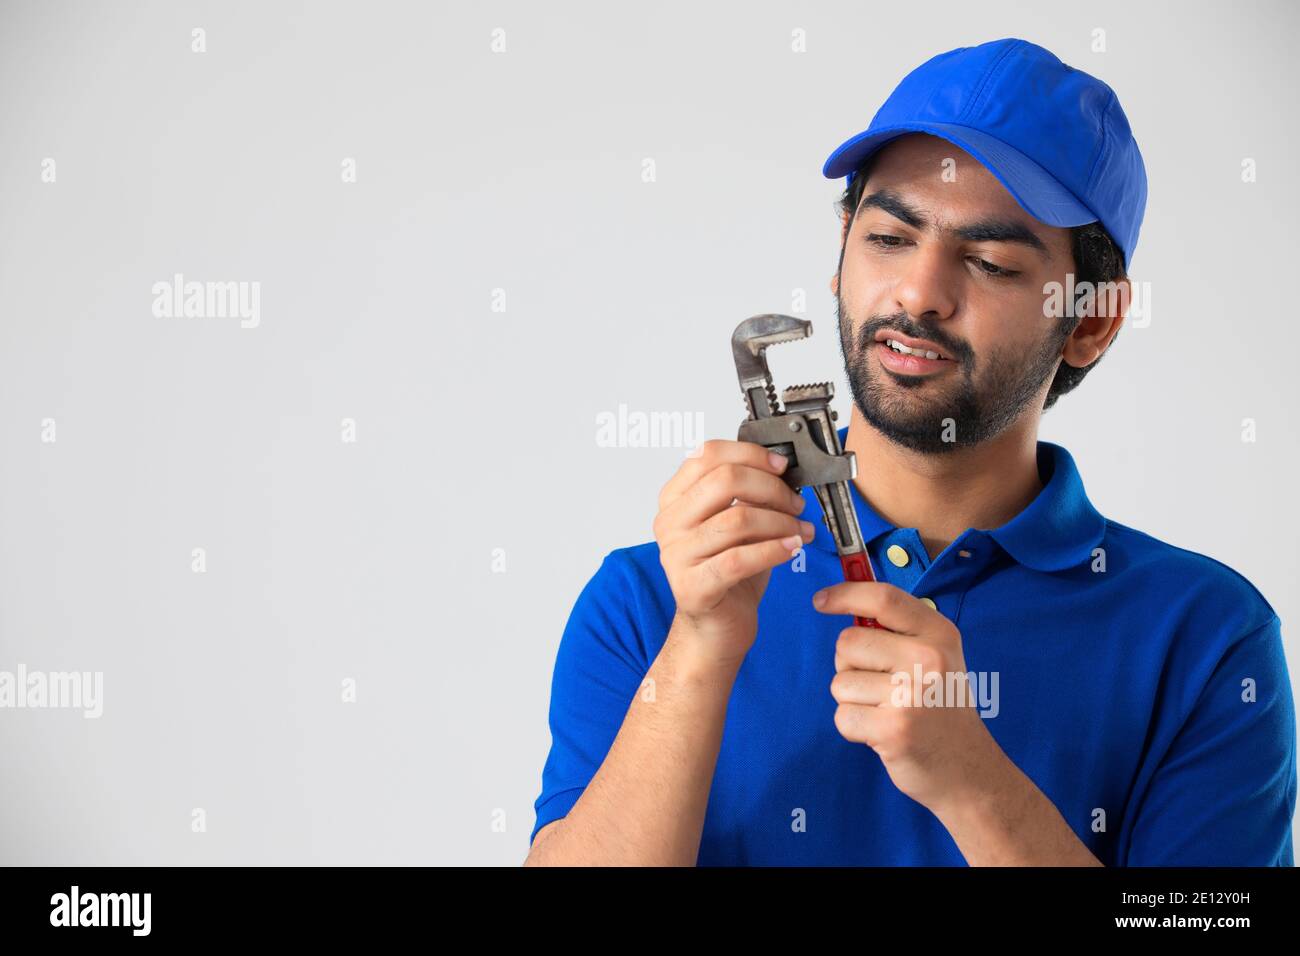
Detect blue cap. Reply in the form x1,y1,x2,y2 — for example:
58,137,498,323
823,38,1147,271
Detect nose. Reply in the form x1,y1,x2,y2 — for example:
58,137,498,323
892,242,958,324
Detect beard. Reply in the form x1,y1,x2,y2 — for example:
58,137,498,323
836,290,1067,455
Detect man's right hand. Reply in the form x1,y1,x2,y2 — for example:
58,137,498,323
653,439,815,669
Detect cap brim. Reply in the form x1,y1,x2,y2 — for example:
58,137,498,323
822,123,1097,229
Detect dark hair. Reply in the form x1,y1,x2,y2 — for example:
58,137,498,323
834,155,1126,410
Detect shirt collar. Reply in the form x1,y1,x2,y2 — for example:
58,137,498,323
805,427,1106,573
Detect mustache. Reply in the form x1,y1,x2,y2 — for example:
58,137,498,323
857,312,970,363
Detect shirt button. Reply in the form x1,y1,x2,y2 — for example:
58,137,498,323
886,544,910,567
920,597,937,610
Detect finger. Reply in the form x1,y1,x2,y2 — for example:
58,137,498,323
659,439,790,511
833,702,889,748
663,461,806,534
696,535,808,596
833,626,905,673
812,581,933,636
829,669,895,706
688,505,815,561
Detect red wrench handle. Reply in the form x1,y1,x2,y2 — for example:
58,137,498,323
839,552,884,629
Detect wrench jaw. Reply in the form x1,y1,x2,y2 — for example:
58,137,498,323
731,314,812,421
732,315,854,491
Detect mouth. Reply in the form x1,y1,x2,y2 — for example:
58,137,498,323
873,334,956,376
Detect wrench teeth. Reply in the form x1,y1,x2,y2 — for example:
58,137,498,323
783,382,834,400
753,329,807,349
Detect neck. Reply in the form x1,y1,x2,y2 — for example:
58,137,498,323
843,408,1044,561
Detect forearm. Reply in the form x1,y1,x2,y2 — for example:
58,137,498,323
524,620,740,866
931,745,1103,867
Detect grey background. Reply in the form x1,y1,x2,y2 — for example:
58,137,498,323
0,0,1295,865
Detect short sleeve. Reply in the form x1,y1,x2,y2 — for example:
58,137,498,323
1124,614,1297,865
530,550,651,845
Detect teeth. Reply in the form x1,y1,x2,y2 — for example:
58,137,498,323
886,339,943,360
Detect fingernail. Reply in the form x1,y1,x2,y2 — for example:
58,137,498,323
812,589,827,608
799,520,815,538
768,451,788,472
779,534,802,553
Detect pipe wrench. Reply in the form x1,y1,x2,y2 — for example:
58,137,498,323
731,314,882,629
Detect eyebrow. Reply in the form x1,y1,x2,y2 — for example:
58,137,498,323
856,189,1052,260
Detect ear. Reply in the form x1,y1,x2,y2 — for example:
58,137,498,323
1060,276,1130,368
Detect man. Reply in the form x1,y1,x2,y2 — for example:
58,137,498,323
525,38,1296,866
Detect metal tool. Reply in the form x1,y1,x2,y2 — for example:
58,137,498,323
731,314,882,629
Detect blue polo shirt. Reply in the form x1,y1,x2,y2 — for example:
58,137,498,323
531,427,1296,865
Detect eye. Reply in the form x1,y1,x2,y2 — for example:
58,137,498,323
968,256,1020,279
865,233,910,249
